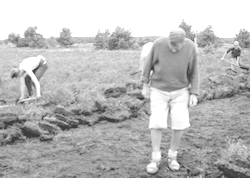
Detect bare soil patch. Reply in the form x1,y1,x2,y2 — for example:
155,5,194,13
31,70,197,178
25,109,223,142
1,91,250,177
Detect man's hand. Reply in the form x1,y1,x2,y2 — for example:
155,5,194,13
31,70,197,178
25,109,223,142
29,95,41,101
17,98,27,104
189,94,198,107
18,96,41,103
142,83,150,99
18,96,26,103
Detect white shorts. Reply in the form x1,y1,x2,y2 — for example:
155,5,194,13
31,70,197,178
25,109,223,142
149,87,190,130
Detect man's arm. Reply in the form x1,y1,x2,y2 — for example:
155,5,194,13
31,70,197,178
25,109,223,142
237,47,242,65
25,70,41,97
141,45,154,99
188,49,200,96
222,47,232,59
141,46,154,83
19,77,26,100
221,51,227,59
188,48,200,106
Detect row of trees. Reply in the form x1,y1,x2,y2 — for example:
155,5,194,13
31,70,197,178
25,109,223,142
178,21,221,48
6,21,250,49
93,23,221,50
94,20,250,50
179,20,250,48
6,27,74,48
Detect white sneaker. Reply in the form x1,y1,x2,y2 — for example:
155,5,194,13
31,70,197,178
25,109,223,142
146,159,161,174
167,157,180,171
167,149,180,171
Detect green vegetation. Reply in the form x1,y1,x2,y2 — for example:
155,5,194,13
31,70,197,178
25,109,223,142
179,19,196,41
1,42,250,108
197,25,222,48
0,38,250,177
4,19,250,51
222,139,250,165
1,19,250,178
94,26,136,50
235,29,250,48
0,44,141,109
5,27,75,48
57,28,74,47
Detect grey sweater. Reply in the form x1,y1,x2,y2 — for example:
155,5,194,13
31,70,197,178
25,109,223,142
141,37,199,95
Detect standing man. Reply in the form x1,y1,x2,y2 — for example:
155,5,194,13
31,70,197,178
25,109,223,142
10,55,48,102
221,41,242,71
141,28,199,174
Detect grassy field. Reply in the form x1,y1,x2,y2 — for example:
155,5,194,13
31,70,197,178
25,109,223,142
2,43,249,104
0,44,144,113
0,43,250,178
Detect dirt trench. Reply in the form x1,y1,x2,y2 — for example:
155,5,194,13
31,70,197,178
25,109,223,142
1,74,250,177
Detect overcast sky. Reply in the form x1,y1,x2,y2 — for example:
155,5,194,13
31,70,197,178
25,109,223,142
0,0,249,40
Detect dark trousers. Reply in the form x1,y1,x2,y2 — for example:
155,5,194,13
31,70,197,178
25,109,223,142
25,63,48,96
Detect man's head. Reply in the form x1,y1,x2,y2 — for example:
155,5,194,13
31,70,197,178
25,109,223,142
233,41,239,48
10,67,20,78
168,28,186,52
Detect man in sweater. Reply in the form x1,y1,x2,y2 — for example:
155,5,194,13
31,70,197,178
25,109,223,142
10,55,48,102
141,28,199,174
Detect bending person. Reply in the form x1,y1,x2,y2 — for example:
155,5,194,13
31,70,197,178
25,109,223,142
140,42,153,73
221,41,242,71
10,55,48,102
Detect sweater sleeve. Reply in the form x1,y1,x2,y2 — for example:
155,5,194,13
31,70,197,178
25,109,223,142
141,45,154,83
227,47,233,53
188,48,200,95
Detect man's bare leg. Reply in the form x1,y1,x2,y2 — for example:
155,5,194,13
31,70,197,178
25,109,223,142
170,130,185,152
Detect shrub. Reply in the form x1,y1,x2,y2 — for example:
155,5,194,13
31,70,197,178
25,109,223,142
7,33,20,45
108,26,133,50
117,38,130,49
57,28,74,47
235,29,250,48
203,38,223,54
220,139,250,166
197,25,218,47
94,29,110,49
46,37,58,48
179,19,195,41
203,45,215,54
44,87,77,107
94,27,135,50
16,38,28,47
22,26,46,48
